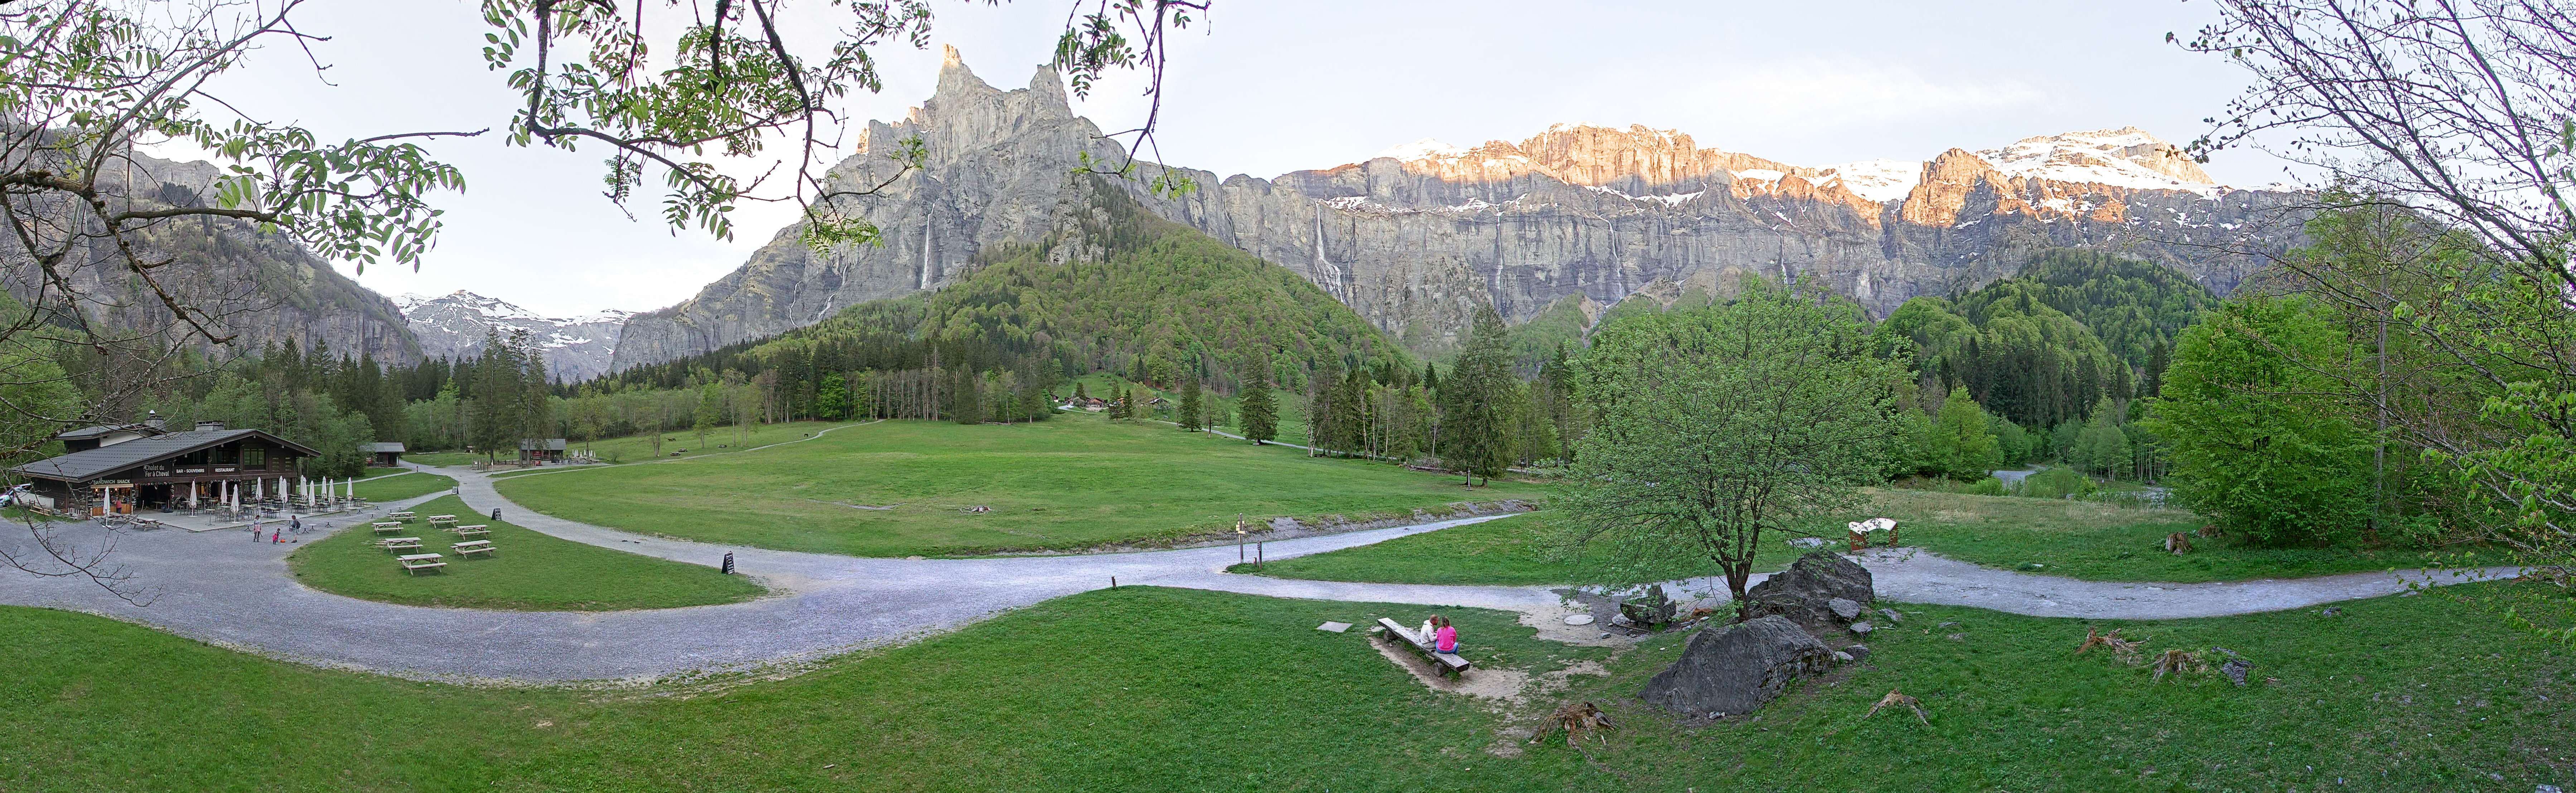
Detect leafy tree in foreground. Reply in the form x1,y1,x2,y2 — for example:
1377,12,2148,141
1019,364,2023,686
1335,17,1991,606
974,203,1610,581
1560,284,1901,599
2146,296,2370,545
1931,386,2004,480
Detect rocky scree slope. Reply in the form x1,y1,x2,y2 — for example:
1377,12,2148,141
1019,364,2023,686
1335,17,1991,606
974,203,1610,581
610,47,2308,369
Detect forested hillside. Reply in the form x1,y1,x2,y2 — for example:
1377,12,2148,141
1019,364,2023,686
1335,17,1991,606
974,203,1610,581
596,181,1411,415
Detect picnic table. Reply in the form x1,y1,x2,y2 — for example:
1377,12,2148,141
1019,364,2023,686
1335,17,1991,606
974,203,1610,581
377,537,424,553
371,521,405,534
397,553,446,575
451,539,495,558
426,514,458,528
1375,617,1471,676
451,524,490,539
385,511,417,521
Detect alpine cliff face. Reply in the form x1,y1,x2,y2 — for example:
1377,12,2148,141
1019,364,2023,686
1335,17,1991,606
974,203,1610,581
610,48,2308,369
3,149,422,364
395,291,630,381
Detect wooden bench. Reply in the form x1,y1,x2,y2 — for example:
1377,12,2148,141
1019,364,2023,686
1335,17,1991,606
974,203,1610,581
397,553,446,575
451,539,495,558
385,511,417,521
371,521,405,534
377,537,424,553
1375,617,1472,676
426,514,458,527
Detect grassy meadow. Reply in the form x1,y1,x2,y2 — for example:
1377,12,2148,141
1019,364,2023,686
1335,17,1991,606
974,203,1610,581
397,451,482,468
287,495,766,611
1,583,2565,791
1874,489,2507,582
495,416,1541,557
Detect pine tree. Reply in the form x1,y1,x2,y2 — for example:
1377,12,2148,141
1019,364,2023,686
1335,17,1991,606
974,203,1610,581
1178,379,1203,431
1238,351,1278,445
1442,305,1515,485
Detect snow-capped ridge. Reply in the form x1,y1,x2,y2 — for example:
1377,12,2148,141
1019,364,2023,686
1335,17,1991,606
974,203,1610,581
394,290,635,381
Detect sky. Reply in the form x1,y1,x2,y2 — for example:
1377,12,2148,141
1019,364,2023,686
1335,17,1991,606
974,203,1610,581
169,0,2293,318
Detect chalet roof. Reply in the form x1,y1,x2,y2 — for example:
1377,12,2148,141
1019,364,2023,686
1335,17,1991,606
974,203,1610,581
53,423,166,441
11,428,319,483
364,442,406,453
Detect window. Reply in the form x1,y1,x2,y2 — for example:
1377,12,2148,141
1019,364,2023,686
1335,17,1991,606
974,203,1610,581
242,448,265,468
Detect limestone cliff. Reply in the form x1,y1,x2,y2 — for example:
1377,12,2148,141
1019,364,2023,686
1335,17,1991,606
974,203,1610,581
610,48,2306,368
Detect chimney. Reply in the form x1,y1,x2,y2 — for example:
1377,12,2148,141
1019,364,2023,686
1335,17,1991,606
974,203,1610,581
194,420,225,432
143,410,165,431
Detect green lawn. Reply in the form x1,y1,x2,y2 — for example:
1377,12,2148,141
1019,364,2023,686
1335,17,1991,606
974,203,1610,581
399,451,481,467
496,416,1543,557
363,466,406,478
286,495,765,611
1,583,2565,791
1238,510,1807,585
574,420,853,464
350,471,456,503
1876,489,2507,582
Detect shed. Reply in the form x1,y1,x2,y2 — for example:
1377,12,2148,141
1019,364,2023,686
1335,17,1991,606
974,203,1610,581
364,441,406,467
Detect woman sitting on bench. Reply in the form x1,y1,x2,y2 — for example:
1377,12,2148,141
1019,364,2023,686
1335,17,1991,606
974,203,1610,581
1432,615,1459,658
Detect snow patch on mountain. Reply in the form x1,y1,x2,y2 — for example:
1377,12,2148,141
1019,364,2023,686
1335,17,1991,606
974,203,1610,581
396,291,632,381
1812,159,1923,203
1373,138,1468,162
1975,127,2219,193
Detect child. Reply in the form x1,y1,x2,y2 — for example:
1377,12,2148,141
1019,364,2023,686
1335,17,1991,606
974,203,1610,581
1433,615,1459,656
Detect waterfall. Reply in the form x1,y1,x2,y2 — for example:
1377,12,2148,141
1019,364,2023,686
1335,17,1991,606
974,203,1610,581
917,227,933,290
1311,207,1347,300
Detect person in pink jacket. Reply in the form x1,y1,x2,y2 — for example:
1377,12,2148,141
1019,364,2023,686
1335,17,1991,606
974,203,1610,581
1432,615,1459,655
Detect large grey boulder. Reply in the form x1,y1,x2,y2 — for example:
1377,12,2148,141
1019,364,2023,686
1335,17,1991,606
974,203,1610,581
1743,550,1875,635
1639,616,1830,717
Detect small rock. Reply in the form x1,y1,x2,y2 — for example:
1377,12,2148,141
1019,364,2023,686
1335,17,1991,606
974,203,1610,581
2400,590,2421,597
1316,621,1352,633
2537,784,2563,793
1848,621,1874,636
2221,658,2252,687
1876,608,1904,624
1937,621,1960,629
1828,598,1862,620
1831,650,1855,664
2320,606,2343,617
1598,632,1612,639
1945,633,1966,643
1843,644,1870,663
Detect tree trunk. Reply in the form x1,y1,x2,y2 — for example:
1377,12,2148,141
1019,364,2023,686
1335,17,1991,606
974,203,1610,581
1722,560,1753,602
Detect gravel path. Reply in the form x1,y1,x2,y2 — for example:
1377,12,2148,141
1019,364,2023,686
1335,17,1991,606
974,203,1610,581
0,450,2524,683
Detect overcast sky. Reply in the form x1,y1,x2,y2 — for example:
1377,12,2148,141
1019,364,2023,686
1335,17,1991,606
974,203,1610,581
180,0,2290,318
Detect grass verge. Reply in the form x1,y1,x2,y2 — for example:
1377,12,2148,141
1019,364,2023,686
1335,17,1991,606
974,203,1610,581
496,416,1542,557
351,471,457,503
286,495,765,611
1874,489,2506,582
1236,511,1805,585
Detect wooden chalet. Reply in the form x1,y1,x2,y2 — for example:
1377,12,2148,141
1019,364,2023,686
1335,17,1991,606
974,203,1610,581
518,438,567,462
11,421,319,516
364,441,406,467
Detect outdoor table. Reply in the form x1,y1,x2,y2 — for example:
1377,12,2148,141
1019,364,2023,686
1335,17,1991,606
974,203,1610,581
427,515,458,528
451,539,495,558
371,522,404,534
378,537,423,553
385,511,417,521
453,525,490,539
397,553,446,575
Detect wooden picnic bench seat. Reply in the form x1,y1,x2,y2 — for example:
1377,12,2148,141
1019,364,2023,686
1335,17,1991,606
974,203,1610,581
451,524,490,539
397,553,446,575
451,539,495,558
1375,617,1472,676
371,521,404,534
